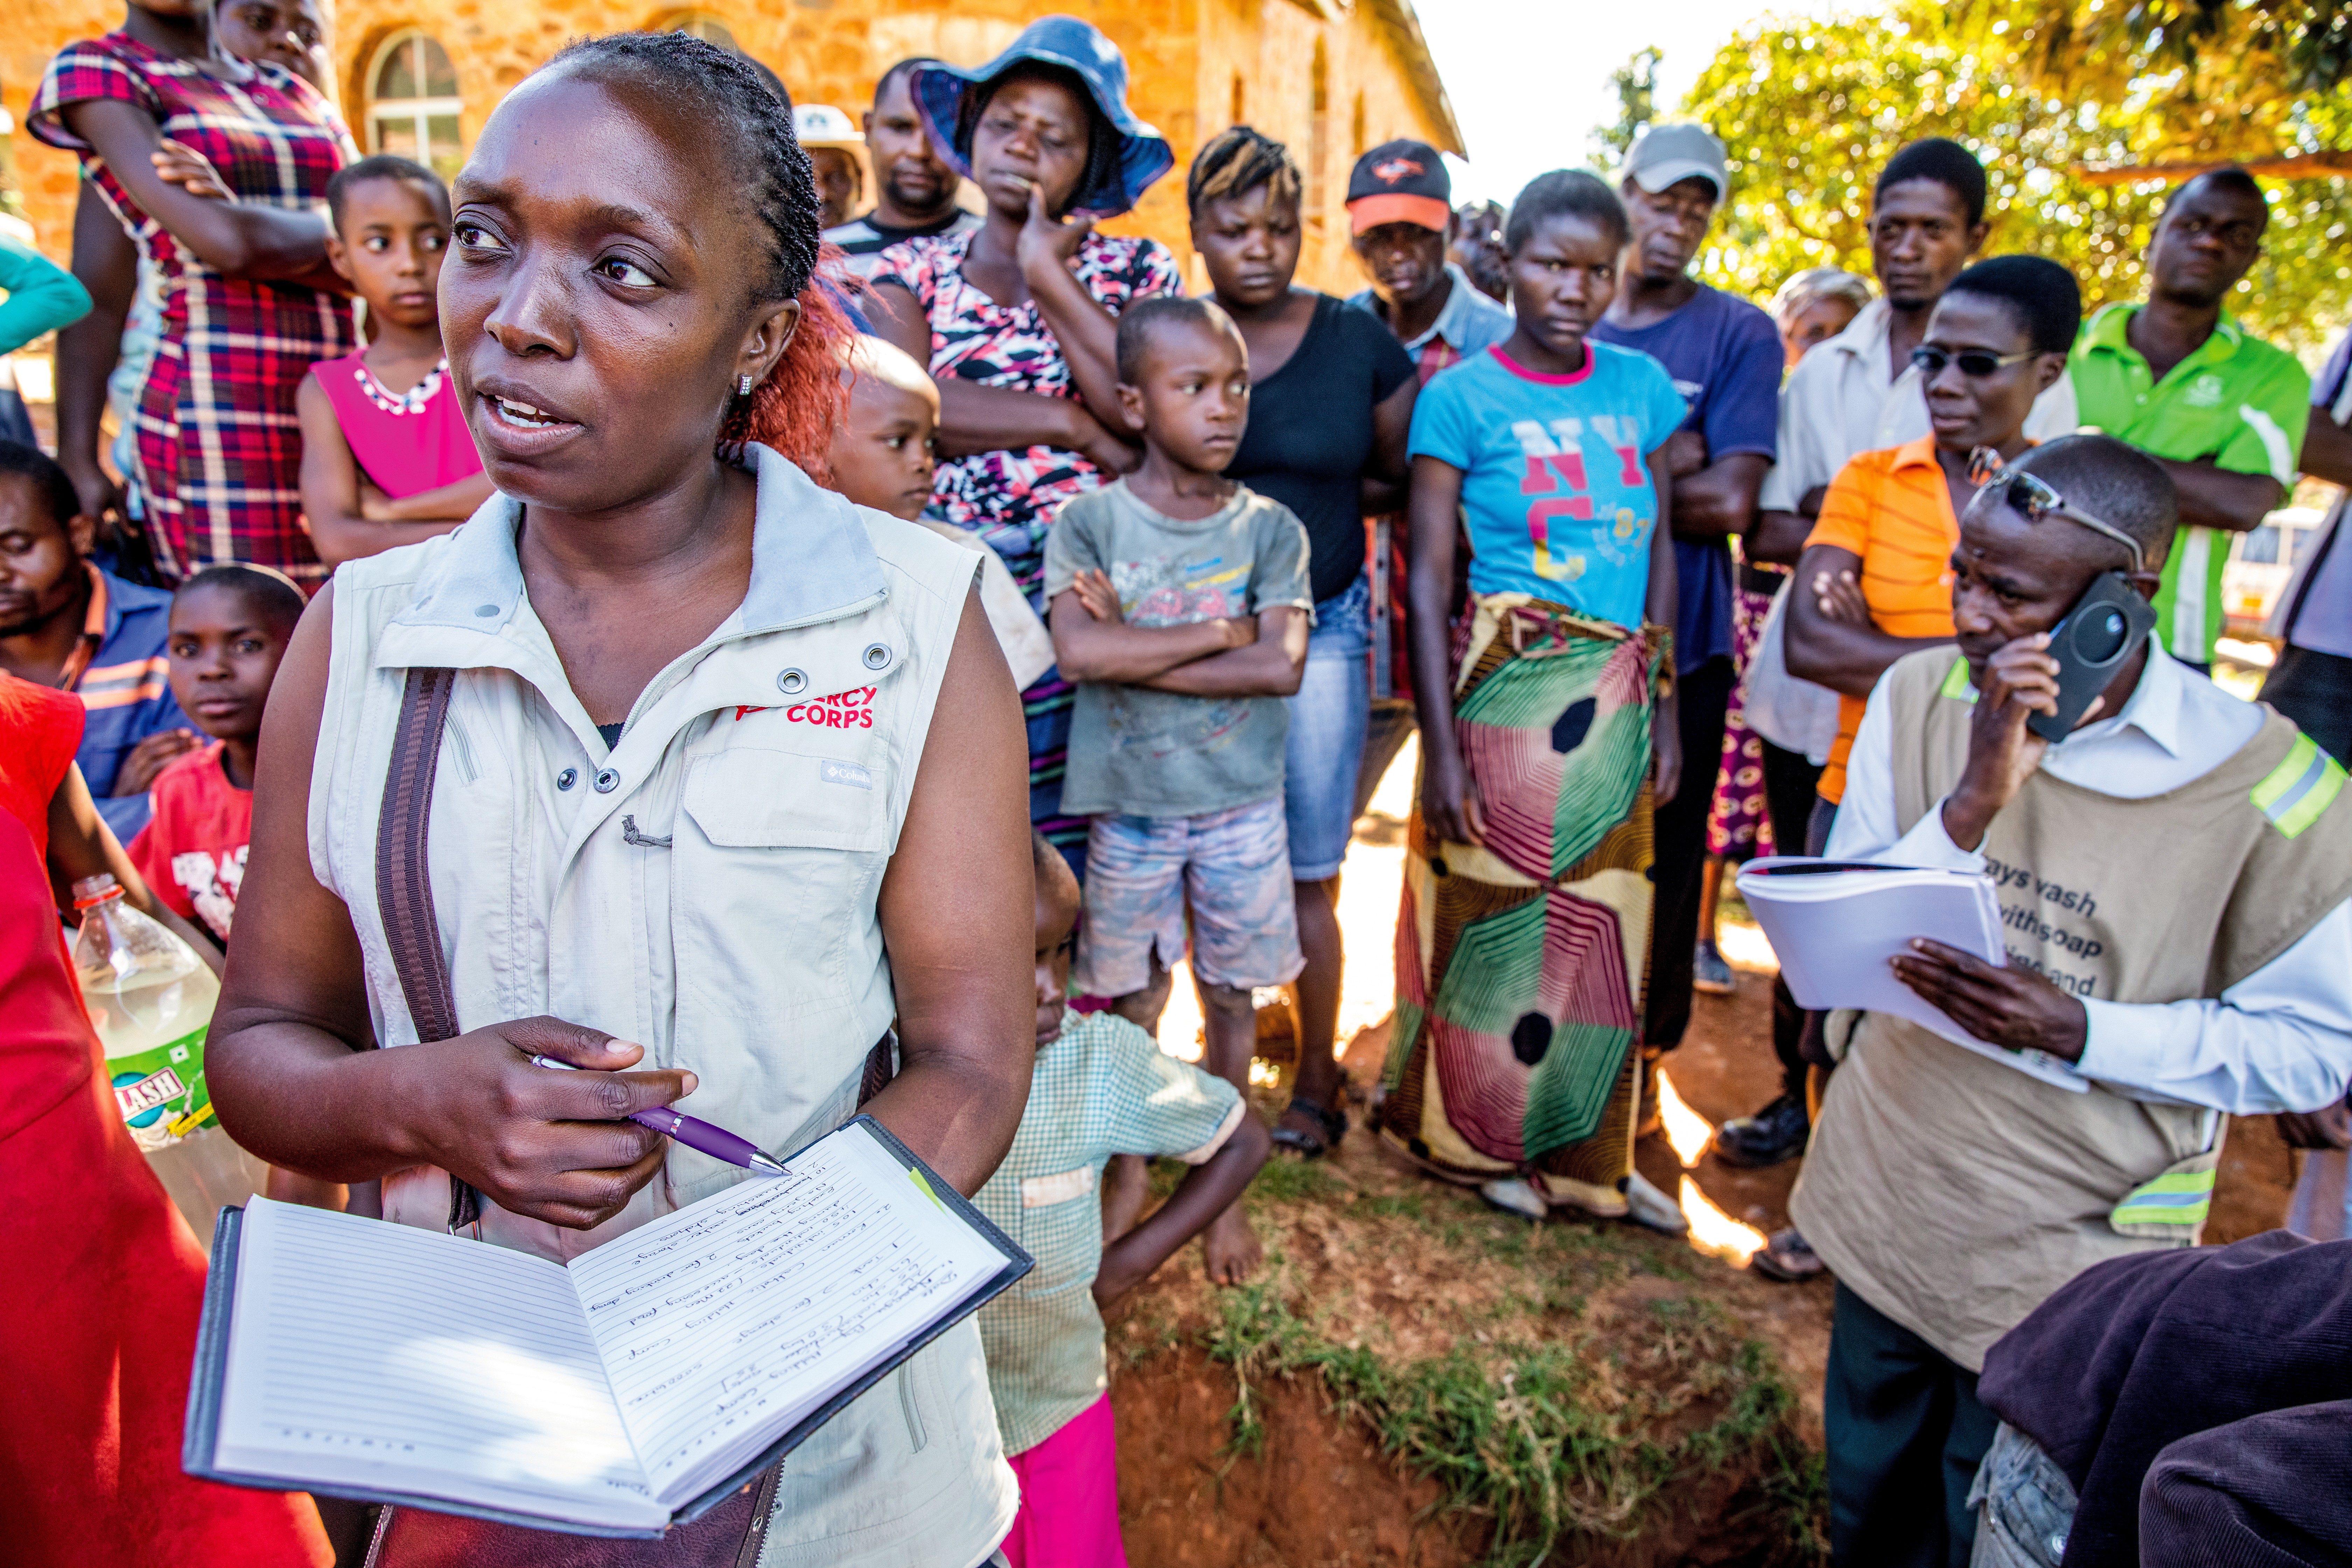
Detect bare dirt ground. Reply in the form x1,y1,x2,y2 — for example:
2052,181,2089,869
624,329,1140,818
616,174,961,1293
1101,747,2299,1564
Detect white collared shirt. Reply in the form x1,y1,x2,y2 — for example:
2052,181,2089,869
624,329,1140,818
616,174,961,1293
1829,638,2352,1114
1759,296,2081,513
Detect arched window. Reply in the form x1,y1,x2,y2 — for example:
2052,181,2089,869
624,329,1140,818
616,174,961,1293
366,31,461,182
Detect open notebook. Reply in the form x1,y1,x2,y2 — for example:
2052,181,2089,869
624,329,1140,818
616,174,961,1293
1734,856,2086,1092
183,1117,1030,1536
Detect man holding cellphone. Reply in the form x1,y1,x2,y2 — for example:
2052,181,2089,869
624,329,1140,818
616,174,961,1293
1789,433,2352,1566
1717,257,2078,1216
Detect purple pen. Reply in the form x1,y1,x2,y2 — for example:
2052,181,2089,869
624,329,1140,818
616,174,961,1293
527,1053,787,1176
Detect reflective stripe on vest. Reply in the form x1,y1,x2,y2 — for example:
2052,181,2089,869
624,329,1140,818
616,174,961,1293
2252,733,2347,840
2108,1163,2217,1232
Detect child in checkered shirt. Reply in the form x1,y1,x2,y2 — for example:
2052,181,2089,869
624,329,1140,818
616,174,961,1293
971,833,1270,1568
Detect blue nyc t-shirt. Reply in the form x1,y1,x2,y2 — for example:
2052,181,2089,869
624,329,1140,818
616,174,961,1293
1408,342,1689,631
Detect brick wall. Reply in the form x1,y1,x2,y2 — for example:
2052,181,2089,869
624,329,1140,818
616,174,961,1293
8,0,1456,294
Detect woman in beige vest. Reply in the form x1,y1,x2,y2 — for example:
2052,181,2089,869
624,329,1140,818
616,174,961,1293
208,36,1033,1567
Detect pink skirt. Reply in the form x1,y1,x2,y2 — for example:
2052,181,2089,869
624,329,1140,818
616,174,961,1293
1001,1394,1127,1568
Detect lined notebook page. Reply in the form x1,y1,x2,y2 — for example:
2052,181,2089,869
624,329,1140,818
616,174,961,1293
216,1198,665,1529
568,1123,1004,1505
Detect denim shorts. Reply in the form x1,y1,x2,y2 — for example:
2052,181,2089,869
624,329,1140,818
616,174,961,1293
1283,572,1373,881
1072,797,1304,998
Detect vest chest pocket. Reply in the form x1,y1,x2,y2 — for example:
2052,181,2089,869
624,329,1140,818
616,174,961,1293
682,743,891,853
676,744,894,1008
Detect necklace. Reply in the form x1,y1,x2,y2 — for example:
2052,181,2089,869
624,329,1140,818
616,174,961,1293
353,358,446,417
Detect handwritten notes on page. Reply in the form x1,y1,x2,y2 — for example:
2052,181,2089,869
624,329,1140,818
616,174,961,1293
214,1198,666,1530
568,1121,1004,1505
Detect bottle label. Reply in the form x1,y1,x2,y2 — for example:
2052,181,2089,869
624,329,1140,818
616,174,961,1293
109,1025,214,1149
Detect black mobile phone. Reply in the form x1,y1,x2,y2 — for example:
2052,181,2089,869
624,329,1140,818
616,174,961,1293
2028,570,2156,740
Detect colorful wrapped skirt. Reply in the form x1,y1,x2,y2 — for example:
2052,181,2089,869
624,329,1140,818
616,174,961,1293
1379,596,1661,1212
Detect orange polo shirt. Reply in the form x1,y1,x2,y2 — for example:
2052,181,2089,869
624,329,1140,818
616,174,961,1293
1805,436,1963,803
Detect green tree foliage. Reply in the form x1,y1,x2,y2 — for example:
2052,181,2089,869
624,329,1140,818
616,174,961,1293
1594,47,1663,164
1679,3,2352,354
2005,0,2352,114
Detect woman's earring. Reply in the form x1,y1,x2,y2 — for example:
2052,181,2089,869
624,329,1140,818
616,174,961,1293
737,374,755,398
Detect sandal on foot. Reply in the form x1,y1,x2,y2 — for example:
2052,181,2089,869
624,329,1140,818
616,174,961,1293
1270,1097,1346,1158
1749,1227,1826,1282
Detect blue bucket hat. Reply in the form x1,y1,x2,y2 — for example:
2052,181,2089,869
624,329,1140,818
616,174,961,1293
908,15,1173,220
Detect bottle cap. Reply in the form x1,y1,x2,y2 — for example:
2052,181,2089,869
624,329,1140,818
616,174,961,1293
71,873,123,910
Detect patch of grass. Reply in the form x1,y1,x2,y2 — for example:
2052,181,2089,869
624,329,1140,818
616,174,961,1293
1186,1237,1825,1566
1245,1155,1346,1205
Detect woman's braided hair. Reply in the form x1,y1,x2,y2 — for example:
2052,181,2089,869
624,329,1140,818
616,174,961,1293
1186,125,1300,216
540,31,853,475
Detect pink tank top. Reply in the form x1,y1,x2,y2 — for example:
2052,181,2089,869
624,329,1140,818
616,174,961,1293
313,351,483,498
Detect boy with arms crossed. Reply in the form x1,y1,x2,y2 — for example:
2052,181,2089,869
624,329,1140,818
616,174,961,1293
1045,296,1309,1284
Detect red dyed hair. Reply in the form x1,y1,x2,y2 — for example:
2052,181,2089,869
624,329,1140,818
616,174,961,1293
726,270,857,484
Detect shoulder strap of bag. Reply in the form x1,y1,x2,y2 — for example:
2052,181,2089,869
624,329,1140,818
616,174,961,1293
373,666,481,1231
360,668,786,1564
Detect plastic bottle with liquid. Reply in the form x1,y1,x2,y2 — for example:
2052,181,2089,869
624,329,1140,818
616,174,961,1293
71,873,265,1246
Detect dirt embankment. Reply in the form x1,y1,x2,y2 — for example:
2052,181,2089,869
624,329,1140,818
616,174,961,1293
1099,944,2302,1566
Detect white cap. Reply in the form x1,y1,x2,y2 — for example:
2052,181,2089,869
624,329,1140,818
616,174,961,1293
1622,122,1728,198
793,104,864,148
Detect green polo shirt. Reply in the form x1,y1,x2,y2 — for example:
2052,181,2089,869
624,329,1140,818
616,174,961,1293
2069,303,2310,663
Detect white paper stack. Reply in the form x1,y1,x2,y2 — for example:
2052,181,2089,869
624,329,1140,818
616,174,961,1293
1733,856,2084,1091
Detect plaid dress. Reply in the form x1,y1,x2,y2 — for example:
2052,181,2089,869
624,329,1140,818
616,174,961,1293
870,230,1182,856
34,36,355,585
970,1008,1241,1454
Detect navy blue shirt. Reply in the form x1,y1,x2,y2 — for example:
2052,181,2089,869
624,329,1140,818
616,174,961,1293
1591,285,1782,672
70,566,186,840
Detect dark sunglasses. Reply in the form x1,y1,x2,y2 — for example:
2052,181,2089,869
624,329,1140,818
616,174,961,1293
1911,345,2039,378
1964,448,2146,573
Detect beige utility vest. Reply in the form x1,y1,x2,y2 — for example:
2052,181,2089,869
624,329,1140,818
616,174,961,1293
309,446,1016,1566
1792,647,2352,1370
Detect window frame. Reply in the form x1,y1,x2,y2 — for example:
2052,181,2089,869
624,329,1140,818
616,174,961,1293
363,29,463,177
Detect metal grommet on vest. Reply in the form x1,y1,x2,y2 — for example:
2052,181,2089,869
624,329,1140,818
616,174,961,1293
777,667,808,695
593,768,620,793
862,643,892,671
556,767,578,791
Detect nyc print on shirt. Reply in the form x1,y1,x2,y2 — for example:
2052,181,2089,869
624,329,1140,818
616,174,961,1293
1408,342,1692,629
1510,414,1656,589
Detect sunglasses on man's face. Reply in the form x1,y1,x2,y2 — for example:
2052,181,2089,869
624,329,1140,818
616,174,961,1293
1964,448,2145,574
1911,345,2039,379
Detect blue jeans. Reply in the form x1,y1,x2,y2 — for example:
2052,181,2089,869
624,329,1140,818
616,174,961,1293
1283,573,1372,881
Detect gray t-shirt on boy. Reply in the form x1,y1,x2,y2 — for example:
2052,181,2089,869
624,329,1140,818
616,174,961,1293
1043,479,1314,819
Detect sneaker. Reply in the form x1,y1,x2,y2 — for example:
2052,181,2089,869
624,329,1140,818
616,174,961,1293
1693,940,1736,995
1480,1177,1549,1220
1712,1094,1811,1168
1623,1171,1690,1235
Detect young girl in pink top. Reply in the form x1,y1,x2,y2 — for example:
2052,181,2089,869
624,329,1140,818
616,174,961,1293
295,155,489,567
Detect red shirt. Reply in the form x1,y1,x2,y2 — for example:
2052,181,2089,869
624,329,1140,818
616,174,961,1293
0,679,328,1566
127,742,250,943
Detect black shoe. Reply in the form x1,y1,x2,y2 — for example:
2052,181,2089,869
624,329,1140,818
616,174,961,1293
1712,1094,1810,1168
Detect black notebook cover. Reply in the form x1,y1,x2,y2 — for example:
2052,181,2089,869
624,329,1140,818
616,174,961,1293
183,1116,1032,1538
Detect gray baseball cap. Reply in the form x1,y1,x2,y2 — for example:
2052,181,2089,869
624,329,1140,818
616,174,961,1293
1623,122,1728,198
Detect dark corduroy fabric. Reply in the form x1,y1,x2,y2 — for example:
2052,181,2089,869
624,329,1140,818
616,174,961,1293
1977,1231,2352,1567
2140,1402,2352,1567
